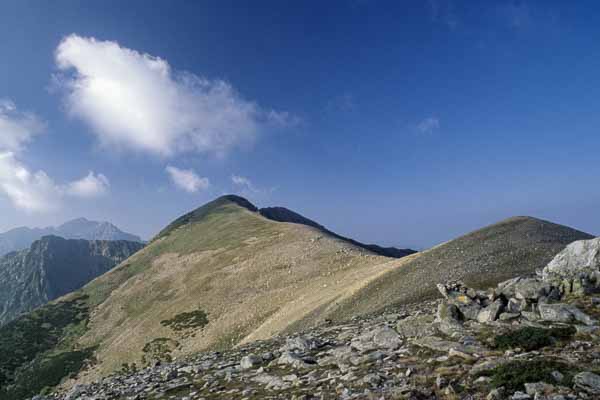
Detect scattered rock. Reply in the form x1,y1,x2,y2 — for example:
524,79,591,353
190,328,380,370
573,371,600,395
240,354,261,369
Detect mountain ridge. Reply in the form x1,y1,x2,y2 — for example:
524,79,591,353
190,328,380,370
0,218,142,257
0,235,144,326
156,195,416,258
0,196,593,399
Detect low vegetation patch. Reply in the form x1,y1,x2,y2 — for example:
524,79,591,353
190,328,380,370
142,337,181,365
0,294,93,399
493,326,576,351
480,359,575,392
161,309,209,332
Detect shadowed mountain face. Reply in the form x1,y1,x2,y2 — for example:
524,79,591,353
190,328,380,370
0,218,143,257
330,216,595,320
0,236,144,326
259,204,416,258
0,196,592,399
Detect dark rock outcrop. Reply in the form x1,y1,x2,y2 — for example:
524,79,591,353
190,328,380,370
0,236,143,325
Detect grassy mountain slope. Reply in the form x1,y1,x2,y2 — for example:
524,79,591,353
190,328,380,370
0,199,592,399
0,196,394,398
328,216,594,320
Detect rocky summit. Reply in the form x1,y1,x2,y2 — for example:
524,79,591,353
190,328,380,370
25,236,600,400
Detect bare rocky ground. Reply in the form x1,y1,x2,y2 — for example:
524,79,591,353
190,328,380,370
36,238,600,400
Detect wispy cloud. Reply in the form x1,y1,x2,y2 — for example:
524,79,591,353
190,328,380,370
231,174,258,193
166,165,210,193
416,117,440,134
0,152,62,213
231,174,276,201
0,99,45,153
0,153,109,213
0,100,109,213
66,171,110,198
54,34,297,158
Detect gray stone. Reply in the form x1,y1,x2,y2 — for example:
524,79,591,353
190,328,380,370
396,314,436,338
550,370,564,383
496,277,524,299
521,311,540,321
538,303,597,325
573,371,600,395
470,359,507,376
487,388,505,400
240,354,262,370
371,326,402,349
435,303,464,335
507,298,524,313
252,373,286,389
524,382,553,396
511,391,532,400
514,279,552,301
543,238,600,283
352,326,401,351
576,325,600,335
499,312,521,321
281,336,323,352
477,299,504,323
277,351,313,369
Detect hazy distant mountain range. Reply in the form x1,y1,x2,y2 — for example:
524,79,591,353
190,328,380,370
0,218,142,256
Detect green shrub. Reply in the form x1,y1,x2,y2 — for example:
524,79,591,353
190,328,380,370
161,309,208,332
493,326,575,351
0,295,92,399
483,359,575,392
142,337,180,365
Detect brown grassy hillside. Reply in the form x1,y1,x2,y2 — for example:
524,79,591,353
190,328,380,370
0,197,592,399
328,216,593,320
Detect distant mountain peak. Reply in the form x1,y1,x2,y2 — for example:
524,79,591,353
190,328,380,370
0,219,142,256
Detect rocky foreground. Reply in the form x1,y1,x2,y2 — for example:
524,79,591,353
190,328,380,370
39,238,600,400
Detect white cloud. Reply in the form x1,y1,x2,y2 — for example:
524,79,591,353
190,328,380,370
166,165,209,193
0,152,62,213
0,153,110,213
230,174,276,201
55,34,295,157
231,174,257,192
0,101,109,213
66,171,110,197
416,117,440,134
0,99,45,153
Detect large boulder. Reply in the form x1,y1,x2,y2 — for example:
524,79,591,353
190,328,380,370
396,314,437,338
434,303,465,336
476,299,504,323
542,237,600,295
538,303,597,326
351,326,402,351
574,371,600,395
436,281,485,320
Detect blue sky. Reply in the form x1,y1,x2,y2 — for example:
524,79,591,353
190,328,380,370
0,0,598,248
